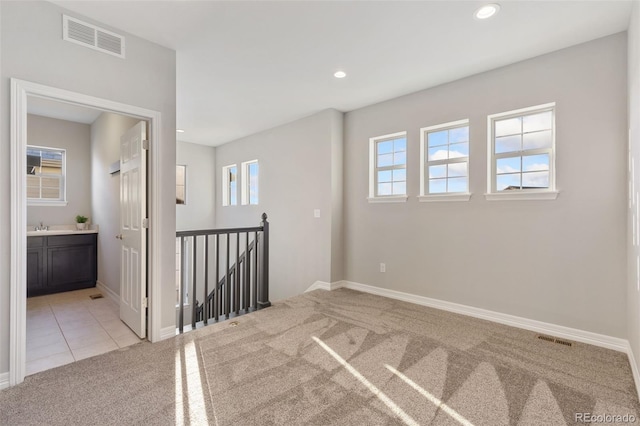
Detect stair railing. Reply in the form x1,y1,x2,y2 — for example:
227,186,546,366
175,213,270,334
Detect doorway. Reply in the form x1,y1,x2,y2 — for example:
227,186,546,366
10,79,163,386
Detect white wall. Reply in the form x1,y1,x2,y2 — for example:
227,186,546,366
0,1,176,374
176,141,216,231
27,114,92,226
215,109,344,302
628,0,640,384
343,33,628,338
91,112,140,296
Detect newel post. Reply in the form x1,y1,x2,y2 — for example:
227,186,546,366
258,213,271,309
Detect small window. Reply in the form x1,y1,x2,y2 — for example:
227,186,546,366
368,131,407,202
487,103,557,199
420,120,470,199
27,145,66,204
176,165,186,205
222,164,238,206
241,160,259,205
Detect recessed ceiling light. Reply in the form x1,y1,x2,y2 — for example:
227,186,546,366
334,71,347,79
176,129,185,133
474,3,500,20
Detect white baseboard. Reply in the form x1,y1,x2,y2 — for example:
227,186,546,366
315,280,628,353
626,342,640,400
306,281,345,292
160,326,176,341
0,372,9,390
96,281,119,305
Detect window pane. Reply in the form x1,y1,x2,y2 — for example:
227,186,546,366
449,142,468,158
429,179,447,194
27,187,40,198
495,135,521,154
429,165,446,179
448,177,467,193
392,181,406,195
522,171,549,188
249,162,259,205
428,147,448,161
448,162,467,178
378,141,393,155
497,174,521,191
449,126,469,143
41,177,59,188
393,151,406,166
378,153,393,167
428,131,447,147
523,130,552,150
392,169,406,182
378,170,392,183
394,138,406,152
495,117,522,137
523,154,549,172
523,111,552,133
497,156,521,174
378,182,392,196
41,187,60,199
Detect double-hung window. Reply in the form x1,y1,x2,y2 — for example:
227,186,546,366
420,120,470,201
368,131,407,202
27,145,66,205
222,164,238,206
487,103,557,200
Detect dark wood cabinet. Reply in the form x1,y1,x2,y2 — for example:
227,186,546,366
27,234,98,297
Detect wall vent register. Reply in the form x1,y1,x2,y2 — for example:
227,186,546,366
63,15,126,58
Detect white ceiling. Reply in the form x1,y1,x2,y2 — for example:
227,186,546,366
28,96,103,124
49,0,633,146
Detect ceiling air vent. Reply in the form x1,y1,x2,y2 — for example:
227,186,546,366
63,15,125,59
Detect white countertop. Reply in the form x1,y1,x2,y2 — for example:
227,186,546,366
27,224,99,237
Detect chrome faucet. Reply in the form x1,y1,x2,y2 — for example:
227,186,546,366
35,222,48,231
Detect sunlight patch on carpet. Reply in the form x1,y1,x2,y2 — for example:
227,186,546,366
312,336,419,426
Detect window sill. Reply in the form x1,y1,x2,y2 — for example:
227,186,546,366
418,193,471,202
367,196,408,204
27,200,68,207
484,191,559,201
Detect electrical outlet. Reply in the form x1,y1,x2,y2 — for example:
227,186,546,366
380,263,386,273
314,209,321,218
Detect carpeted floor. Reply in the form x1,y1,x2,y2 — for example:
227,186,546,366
0,288,638,425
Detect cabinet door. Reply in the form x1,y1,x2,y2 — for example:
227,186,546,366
26,248,45,296
47,245,97,289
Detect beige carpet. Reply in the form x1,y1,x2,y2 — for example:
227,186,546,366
1,288,638,425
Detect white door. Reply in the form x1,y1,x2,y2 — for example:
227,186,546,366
119,121,147,338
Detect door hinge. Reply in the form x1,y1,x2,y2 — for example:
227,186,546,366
142,139,149,150
142,218,149,228
142,297,148,308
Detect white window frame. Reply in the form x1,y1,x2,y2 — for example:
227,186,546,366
419,119,471,202
368,131,408,203
221,164,238,206
241,159,259,205
26,145,67,206
486,102,559,201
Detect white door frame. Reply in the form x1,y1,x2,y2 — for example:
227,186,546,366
9,78,163,386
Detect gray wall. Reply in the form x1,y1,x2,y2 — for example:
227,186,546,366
91,112,140,296
27,114,92,226
1,1,176,374
343,33,628,338
176,141,216,231
628,1,640,380
215,109,344,301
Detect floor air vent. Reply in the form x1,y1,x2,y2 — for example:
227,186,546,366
63,15,125,58
89,294,104,300
537,334,573,347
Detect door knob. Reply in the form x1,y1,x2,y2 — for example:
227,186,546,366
115,234,123,240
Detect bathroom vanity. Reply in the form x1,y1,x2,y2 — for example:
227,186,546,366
27,228,98,297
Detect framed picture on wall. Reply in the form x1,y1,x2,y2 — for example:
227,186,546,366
176,165,186,205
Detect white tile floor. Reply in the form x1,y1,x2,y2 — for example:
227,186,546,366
26,288,143,376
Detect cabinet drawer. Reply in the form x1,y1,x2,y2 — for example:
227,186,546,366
47,234,97,247
27,236,44,248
